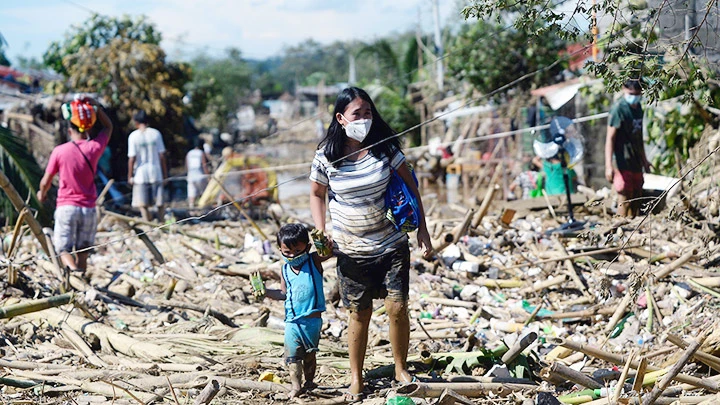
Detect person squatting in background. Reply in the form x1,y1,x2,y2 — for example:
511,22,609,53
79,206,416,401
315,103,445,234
255,224,326,399
37,96,113,274
310,87,432,400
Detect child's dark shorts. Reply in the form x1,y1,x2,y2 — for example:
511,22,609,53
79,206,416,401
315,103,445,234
336,243,410,312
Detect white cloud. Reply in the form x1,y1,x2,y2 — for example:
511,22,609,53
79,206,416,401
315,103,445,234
2,0,461,63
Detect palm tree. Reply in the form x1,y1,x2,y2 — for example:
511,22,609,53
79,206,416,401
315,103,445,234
0,126,50,225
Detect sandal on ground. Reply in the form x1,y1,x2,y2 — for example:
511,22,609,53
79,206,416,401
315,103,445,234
391,375,419,388
342,390,364,403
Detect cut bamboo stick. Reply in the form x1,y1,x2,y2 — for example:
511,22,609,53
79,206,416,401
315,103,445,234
540,362,602,389
0,169,50,255
654,248,698,279
397,381,538,398
501,332,537,364
551,337,719,392
471,184,500,228
0,293,74,319
667,334,720,372
642,334,706,405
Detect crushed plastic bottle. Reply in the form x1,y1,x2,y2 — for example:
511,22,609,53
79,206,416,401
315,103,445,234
386,396,415,405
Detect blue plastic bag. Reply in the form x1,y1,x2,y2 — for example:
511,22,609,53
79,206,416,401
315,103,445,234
385,164,420,233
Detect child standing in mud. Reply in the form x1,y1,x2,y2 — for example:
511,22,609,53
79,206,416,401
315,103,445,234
253,223,326,398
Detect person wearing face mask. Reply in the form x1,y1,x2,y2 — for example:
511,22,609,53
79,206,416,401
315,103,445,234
605,79,650,217
255,223,326,399
310,87,432,399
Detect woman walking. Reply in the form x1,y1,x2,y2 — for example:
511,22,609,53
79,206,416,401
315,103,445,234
310,87,432,399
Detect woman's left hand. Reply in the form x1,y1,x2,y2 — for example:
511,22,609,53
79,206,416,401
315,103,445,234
416,227,433,259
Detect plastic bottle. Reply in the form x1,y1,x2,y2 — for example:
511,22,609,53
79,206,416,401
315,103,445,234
386,396,415,405
609,312,634,338
451,260,480,274
311,229,332,256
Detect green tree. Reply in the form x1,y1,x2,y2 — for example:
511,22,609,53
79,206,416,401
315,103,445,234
0,126,49,224
43,13,190,167
0,32,10,67
447,20,567,97
188,48,252,130
43,14,161,76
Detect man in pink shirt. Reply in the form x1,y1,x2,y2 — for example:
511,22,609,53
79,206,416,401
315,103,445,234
37,97,113,272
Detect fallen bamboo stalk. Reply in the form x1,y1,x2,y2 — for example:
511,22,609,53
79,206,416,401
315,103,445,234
654,248,698,279
132,226,166,264
643,334,706,405
452,208,475,243
431,208,475,254
633,356,649,393
396,381,538,398
148,299,237,327
551,337,719,392
667,334,720,372
690,277,720,288
471,184,499,228
0,293,74,319
0,169,50,255
102,209,235,247
604,294,632,334
553,238,592,298
505,245,639,270
540,362,602,389
20,307,174,360
473,278,524,288
194,378,221,405
520,274,569,294
501,332,537,364
213,175,268,240
10,369,159,403
537,306,616,320
59,322,110,368
422,296,476,309
613,350,636,403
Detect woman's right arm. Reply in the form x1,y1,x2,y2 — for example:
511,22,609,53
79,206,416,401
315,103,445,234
310,181,328,232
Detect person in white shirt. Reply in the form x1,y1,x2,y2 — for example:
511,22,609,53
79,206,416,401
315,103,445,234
127,110,168,221
186,138,210,207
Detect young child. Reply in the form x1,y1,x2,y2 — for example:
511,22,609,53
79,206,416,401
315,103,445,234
253,224,326,398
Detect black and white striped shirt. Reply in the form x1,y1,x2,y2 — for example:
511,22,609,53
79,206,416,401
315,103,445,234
310,147,407,257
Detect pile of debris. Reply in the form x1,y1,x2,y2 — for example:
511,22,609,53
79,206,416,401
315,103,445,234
0,148,719,405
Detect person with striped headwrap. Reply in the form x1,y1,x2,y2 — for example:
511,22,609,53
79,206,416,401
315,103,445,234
37,96,113,274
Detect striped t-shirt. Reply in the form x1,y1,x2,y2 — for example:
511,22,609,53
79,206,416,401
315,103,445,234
310,147,408,258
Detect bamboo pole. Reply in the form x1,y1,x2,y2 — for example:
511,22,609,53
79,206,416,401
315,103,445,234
194,378,221,405
132,226,165,264
654,248,697,279
550,337,719,392
0,293,74,319
540,362,602,389
612,350,636,403
604,294,632,334
0,170,50,255
471,184,499,228
642,335,706,405
212,175,267,240
396,381,538,398
501,332,537,364
102,209,235,247
20,307,174,360
667,334,720,372
504,245,639,270
520,274,570,294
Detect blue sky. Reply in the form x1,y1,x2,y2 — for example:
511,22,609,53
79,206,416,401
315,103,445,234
2,0,462,64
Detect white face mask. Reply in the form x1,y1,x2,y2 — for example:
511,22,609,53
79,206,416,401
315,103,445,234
341,114,372,143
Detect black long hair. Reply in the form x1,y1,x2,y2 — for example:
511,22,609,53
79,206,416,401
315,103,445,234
319,87,401,167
